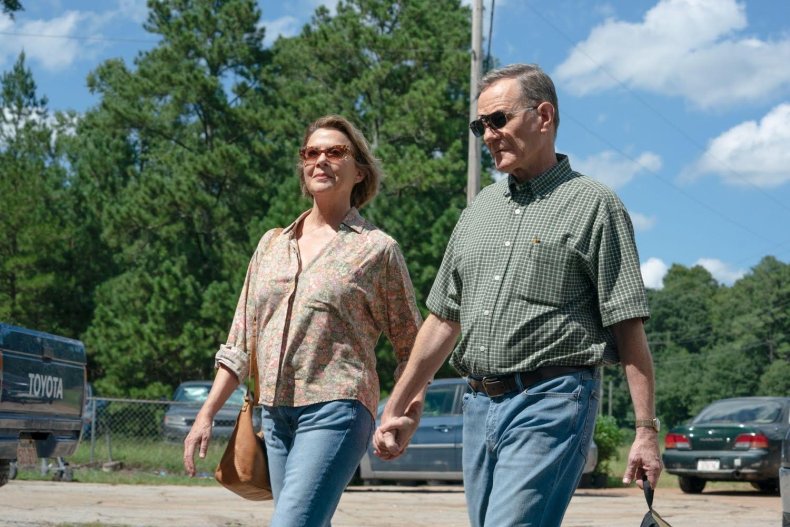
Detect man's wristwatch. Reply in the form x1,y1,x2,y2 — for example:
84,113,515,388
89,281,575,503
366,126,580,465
635,417,660,432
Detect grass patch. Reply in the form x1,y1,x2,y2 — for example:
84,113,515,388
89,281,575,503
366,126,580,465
15,437,229,485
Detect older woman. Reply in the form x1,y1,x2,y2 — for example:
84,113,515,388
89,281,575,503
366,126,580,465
183,115,423,526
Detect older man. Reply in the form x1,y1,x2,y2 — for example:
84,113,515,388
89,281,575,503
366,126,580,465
374,63,662,527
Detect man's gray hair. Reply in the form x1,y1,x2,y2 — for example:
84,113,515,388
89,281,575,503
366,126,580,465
480,63,559,137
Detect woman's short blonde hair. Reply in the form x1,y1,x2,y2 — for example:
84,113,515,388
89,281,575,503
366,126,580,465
298,115,382,209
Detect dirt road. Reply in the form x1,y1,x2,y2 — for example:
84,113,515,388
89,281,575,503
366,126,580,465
0,480,781,526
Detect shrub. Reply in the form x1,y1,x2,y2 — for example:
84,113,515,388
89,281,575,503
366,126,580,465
593,414,624,478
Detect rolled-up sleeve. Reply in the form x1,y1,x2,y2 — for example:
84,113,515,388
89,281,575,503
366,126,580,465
378,242,422,381
214,235,268,381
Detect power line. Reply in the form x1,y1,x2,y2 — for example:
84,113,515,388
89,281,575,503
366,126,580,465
484,0,495,72
563,111,775,245
520,2,790,216
0,30,158,45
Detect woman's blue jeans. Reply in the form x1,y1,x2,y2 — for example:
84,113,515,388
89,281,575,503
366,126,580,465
262,399,374,527
462,368,600,527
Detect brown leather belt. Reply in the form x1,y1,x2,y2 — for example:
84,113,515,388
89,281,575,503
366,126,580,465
467,366,594,398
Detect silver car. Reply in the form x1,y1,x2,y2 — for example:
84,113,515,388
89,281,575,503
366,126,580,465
359,378,597,483
162,380,259,441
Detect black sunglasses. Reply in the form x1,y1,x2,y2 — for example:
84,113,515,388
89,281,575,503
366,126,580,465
469,106,538,137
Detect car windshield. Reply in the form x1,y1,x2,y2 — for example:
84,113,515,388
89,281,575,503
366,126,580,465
175,384,247,406
693,400,783,425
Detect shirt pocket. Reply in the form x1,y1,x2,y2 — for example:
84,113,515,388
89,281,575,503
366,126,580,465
514,239,583,307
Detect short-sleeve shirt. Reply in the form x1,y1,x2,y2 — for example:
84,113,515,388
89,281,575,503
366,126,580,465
215,208,422,418
426,154,649,377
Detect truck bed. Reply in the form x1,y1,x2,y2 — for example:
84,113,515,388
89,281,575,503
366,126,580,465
0,323,86,486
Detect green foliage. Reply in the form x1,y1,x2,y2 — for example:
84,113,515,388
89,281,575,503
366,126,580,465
758,358,790,396
646,264,719,355
592,414,624,477
78,0,275,397
0,52,102,338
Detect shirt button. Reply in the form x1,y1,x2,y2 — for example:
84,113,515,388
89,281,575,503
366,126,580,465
479,346,486,352
483,309,490,316
514,209,522,215
504,241,511,247
493,275,501,281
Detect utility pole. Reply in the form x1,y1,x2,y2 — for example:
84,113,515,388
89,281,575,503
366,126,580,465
466,0,483,205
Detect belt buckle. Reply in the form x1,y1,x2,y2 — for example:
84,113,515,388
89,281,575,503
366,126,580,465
481,377,505,396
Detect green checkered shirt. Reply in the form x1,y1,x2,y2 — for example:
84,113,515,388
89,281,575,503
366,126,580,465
427,154,650,376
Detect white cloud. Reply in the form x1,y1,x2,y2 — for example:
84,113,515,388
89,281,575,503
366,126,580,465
553,0,790,109
0,11,110,71
261,16,301,47
630,212,657,231
641,257,669,289
117,0,149,24
572,150,662,189
694,258,746,285
686,103,790,188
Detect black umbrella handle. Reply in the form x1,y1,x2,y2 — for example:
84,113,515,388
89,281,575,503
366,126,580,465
642,474,654,509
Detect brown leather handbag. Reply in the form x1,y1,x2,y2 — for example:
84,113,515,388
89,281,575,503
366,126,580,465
214,317,272,500
214,388,272,500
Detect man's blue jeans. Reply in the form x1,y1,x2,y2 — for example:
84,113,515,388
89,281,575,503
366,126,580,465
262,399,373,527
462,368,600,527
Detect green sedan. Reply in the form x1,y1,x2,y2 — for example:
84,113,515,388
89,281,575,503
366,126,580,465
663,396,790,494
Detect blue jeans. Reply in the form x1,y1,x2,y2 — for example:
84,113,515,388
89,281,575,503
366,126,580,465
262,399,374,527
462,368,600,527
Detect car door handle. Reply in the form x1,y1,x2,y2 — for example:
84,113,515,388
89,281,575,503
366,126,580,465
433,425,451,433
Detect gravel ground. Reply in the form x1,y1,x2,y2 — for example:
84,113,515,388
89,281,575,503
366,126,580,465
0,480,781,526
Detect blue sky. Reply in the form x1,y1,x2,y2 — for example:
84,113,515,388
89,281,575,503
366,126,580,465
2,0,789,289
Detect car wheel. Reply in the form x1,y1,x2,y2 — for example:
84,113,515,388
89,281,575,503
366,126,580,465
750,479,779,495
679,476,706,494
61,466,74,482
0,460,10,487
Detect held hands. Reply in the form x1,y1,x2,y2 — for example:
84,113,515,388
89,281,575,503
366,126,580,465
182,412,214,477
622,428,663,490
373,399,424,460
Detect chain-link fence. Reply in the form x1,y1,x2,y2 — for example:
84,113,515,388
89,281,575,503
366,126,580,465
12,397,212,479
80,397,249,467
83,397,172,464
11,396,250,481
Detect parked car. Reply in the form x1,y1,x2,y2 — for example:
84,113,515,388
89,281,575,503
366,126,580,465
162,380,259,441
358,378,597,484
780,426,790,527
663,396,790,494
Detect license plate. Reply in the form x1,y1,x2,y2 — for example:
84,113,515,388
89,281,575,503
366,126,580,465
697,459,720,471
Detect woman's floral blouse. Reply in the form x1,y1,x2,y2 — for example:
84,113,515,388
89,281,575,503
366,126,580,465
215,208,422,418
